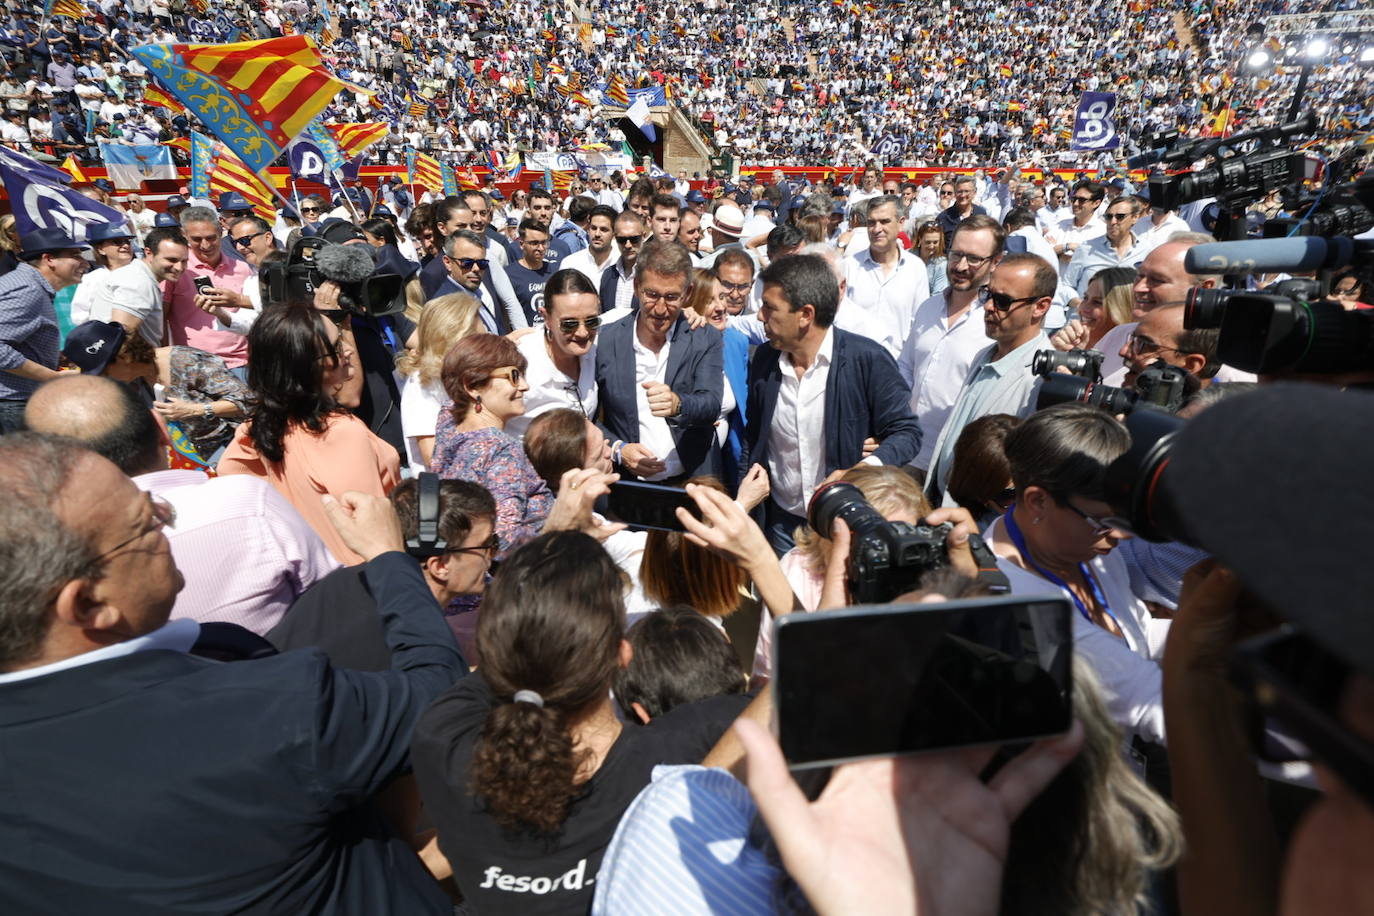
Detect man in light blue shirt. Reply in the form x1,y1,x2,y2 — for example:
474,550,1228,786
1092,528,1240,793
924,253,1058,501
1061,196,1148,304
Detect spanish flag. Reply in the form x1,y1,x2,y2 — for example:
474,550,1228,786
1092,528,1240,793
60,155,88,183
998,64,1013,78
541,29,557,42
142,82,184,113
130,35,362,175
1007,101,1022,111
568,90,592,107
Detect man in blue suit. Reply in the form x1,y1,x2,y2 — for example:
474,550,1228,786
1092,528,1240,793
744,253,922,552
0,434,462,913
595,239,723,481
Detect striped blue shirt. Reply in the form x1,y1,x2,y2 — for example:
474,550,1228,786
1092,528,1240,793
0,262,59,400
593,765,812,915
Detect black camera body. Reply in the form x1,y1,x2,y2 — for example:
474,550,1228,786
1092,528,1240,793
1036,360,1191,416
261,236,406,317
808,482,951,604
1032,348,1104,381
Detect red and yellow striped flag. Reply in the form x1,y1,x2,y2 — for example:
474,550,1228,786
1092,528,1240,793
60,155,88,183
998,64,1013,78
550,170,576,190
568,90,592,107
142,83,184,112
605,73,629,106
49,0,92,18
209,146,278,222
130,35,359,174
408,150,445,193
327,122,389,159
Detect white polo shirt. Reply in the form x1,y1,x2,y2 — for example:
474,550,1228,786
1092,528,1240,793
841,247,930,357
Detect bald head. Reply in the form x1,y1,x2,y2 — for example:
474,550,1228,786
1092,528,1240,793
24,376,165,476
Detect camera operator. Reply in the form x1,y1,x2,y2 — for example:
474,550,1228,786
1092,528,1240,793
1118,304,1219,388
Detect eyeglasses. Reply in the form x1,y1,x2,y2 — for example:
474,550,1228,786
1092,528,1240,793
982,287,1039,312
232,230,270,247
1104,212,1134,222
1126,332,1182,356
948,249,993,269
1061,499,1114,535
640,288,685,305
1333,285,1361,298
450,257,490,270
450,533,501,557
718,279,751,294
94,494,175,563
557,315,601,334
487,366,524,385
616,235,642,246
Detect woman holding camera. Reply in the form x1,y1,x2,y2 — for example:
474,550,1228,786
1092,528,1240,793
984,403,1168,745
218,302,400,565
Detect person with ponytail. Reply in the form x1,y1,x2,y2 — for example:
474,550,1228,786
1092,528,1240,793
410,530,752,916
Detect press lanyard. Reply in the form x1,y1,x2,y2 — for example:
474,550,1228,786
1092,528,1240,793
1002,506,1123,633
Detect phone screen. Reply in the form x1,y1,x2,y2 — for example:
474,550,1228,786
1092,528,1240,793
605,480,698,532
774,596,1073,768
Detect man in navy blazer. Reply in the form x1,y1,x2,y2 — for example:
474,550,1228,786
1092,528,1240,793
744,253,922,552
595,239,723,481
599,209,644,314
0,434,462,914
430,229,525,335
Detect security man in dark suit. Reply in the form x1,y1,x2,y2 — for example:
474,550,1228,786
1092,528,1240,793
594,239,723,482
0,433,463,914
743,253,922,552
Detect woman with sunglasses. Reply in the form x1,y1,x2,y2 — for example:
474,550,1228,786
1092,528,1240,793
218,302,400,566
983,403,1168,746
431,332,553,553
68,222,137,327
504,269,601,439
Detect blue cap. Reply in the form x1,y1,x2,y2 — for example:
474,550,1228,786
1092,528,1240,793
61,320,125,375
85,222,135,243
788,197,805,210
831,201,847,216
753,200,775,212
19,227,88,259
165,194,188,209
490,188,505,200
93,178,115,191
372,204,395,218
685,189,705,203
218,191,253,212
153,212,180,228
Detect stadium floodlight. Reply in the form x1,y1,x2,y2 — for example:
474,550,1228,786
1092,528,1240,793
1361,46,1374,64
1245,48,1273,70
1305,38,1330,60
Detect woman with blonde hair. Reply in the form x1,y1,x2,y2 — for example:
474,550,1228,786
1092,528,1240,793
0,214,19,278
396,291,481,473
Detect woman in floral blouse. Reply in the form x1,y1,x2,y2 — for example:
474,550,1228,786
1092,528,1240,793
431,333,552,554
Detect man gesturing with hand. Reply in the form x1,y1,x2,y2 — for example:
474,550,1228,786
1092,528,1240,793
594,239,724,482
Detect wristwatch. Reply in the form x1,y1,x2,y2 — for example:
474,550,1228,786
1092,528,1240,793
202,403,215,421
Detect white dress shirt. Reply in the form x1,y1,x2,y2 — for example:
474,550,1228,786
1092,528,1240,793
768,328,833,516
1035,204,1072,234
897,293,992,471
841,248,931,357
504,328,598,440
631,321,682,480
1132,211,1191,258
1046,215,1106,264
560,245,619,288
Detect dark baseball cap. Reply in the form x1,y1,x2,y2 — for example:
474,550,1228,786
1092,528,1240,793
62,320,126,375
19,228,88,260
85,223,135,244
685,190,705,203
218,191,253,212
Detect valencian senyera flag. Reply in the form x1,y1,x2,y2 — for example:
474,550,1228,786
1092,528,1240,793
191,130,277,221
131,35,365,174
327,122,389,159
405,147,445,193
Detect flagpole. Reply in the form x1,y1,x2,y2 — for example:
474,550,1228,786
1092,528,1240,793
330,168,363,223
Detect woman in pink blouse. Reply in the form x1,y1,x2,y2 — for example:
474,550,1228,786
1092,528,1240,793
218,303,399,565
431,333,553,554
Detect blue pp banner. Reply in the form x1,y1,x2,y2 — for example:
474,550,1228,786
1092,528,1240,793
1072,91,1120,151
289,139,330,181
0,148,127,240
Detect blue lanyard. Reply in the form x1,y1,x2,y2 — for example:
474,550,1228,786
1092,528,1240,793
1002,507,1122,633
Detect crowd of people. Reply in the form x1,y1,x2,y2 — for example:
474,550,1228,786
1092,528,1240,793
1,0,1371,170
1,128,1372,913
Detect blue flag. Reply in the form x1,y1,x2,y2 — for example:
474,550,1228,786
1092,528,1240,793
189,130,215,199
288,139,330,182
1072,92,1120,151
0,148,127,240
98,141,177,189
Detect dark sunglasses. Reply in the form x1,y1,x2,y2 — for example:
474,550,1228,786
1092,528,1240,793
1104,212,1134,222
450,533,501,557
616,235,642,246
451,257,490,270
982,287,1039,312
557,316,601,334
232,230,271,247
299,206,322,214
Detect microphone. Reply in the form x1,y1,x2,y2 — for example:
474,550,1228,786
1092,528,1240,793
315,242,378,284
1182,237,1370,274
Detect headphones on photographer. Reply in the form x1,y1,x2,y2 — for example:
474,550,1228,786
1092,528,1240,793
404,472,449,558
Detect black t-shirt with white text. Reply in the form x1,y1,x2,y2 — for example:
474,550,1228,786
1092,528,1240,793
504,259,559,326
411,673,748,915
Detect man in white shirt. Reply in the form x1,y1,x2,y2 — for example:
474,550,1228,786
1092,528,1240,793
841,195,930,358
1132,194,1191,259
1046,179,1106,268
1036,184,1071,234
200,216,276,336
560,204,619,287
926,253,1057,501
88,227,189,347
586,173,622,211
898,215,1005,475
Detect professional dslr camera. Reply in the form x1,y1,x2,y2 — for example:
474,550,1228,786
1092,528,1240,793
807,482,1004,604
1034,351,1192,416
261,235,407,317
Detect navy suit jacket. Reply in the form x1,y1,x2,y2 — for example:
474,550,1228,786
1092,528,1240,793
595,311,724,479
0,553,462,914
743,327,922,476
599,265,640,314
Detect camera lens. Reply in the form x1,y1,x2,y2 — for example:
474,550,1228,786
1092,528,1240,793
808,481,887,542
1035,373,1092,410
1087,383,1138,415
1103,409,1190,543
1185,287,1229,329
